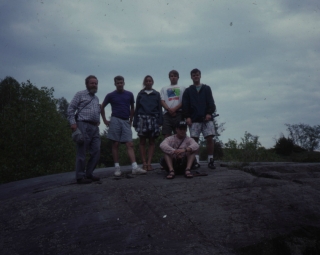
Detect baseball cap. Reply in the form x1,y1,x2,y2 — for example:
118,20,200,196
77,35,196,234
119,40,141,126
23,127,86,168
176,120,187,129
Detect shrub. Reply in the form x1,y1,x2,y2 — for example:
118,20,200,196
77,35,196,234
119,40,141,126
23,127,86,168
274,136,294,156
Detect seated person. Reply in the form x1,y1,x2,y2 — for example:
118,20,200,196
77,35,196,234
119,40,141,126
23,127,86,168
160,121,199,179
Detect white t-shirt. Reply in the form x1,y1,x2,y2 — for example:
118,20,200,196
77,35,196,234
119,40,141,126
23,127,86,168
160,85,186,114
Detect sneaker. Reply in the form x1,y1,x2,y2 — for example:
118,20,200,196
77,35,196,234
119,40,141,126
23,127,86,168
132,166,147,175
77,178,92,184
87,175,100,181
208,158,216,169
114,166,121,177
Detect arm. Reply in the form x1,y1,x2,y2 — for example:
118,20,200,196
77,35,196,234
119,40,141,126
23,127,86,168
100,102,110,126
67,92,80,131
160,137,175,155
205,86,216,121
182,89,192,126
161,100,171,113
171,103,182,113
158,94,163,126
185,137,200,152
161,100,180,116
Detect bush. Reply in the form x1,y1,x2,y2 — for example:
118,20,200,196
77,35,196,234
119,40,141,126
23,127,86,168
222,132,281,162
274,136,294,156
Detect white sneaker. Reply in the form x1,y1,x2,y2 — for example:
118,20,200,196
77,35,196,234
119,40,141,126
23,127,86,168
114,166,121,177
132,166,147,175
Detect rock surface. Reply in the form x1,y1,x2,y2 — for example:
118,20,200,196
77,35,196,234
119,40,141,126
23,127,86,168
1,162,320,254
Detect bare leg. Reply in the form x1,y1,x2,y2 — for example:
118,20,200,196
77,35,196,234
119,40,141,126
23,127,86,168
164,153,174,171
186,151,196,169
192,137,200,155
164,153,175,179
139,136,147,167
112,141,119,163
126,141,136,163
147,137,155,169
206,135,214,156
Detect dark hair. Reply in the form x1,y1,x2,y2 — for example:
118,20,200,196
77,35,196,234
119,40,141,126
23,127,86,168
114,75,124,83
168,70,179,78
85,75,98,85
190,68,201,76
142,75,154,89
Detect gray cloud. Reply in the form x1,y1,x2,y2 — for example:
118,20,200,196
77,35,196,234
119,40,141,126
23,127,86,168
1,0,319,148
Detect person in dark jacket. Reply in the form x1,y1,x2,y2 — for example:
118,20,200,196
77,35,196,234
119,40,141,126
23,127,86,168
133,75,163,171
182,68,217,169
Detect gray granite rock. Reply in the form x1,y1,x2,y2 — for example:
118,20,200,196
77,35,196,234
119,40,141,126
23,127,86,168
1,162,320,254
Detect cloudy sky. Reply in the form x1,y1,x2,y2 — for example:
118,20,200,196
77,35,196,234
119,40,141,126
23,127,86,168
1,0,319,148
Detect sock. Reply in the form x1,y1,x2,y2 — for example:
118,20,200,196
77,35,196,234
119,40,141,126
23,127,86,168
208,155,214,162
132,162,138,169
195,155,199,163
115,163,120,167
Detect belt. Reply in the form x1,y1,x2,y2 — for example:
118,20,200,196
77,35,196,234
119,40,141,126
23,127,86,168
113,116,129,121
80,120,98,126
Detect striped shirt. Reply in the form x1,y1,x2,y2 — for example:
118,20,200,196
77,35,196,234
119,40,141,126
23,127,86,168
67,89,100,125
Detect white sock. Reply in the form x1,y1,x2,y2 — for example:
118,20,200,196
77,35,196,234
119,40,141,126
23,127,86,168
115,163,120,167
132,162,138,169
208,155,213,162
195,155,199,163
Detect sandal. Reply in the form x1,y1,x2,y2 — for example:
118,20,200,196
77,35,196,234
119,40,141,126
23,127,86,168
147,164,153,171
166,170,175,179
142,163,148,171
184,169,193,178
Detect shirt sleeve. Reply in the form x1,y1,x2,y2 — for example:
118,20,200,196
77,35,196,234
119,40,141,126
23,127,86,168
182,88,191,119
102,93,110,107
67,91,81,125
205,86,216,114
160,136,175,155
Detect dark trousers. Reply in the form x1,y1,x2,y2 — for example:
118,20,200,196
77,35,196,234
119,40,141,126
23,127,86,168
75,121,101,179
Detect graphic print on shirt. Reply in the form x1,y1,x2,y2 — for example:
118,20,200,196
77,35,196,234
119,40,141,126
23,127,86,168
166,88,181,101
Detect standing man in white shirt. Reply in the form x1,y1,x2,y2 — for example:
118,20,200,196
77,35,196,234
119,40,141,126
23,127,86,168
160,70,186,138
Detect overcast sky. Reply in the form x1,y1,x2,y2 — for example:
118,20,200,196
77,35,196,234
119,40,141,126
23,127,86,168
1,0,319,148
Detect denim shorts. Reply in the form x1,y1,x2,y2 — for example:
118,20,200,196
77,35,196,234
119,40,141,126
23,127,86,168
107,116,132,143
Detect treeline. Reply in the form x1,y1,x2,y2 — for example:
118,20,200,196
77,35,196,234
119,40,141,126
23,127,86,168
1,76,319,184
0,77,75,183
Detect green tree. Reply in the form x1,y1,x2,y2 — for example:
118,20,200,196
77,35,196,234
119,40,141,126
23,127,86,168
285,123,320,152
56,97,69,119
0,77,75,183
223,131,275,162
